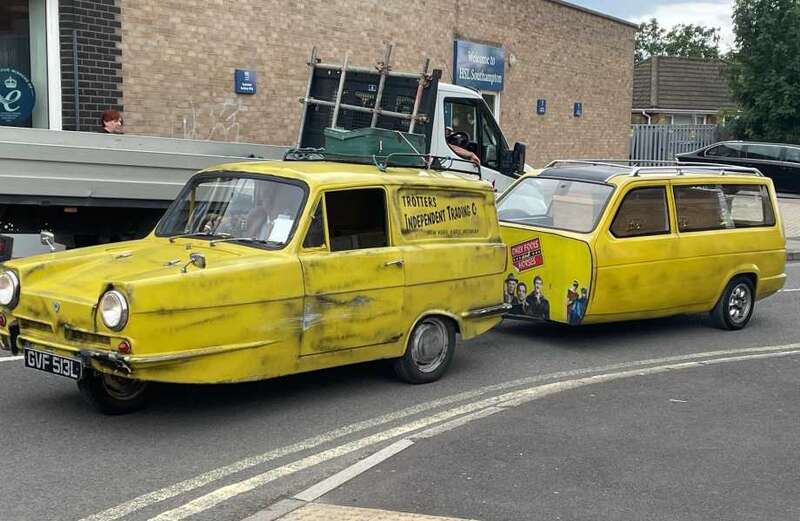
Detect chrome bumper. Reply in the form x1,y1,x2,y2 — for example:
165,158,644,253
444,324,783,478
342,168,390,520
461,303,512,319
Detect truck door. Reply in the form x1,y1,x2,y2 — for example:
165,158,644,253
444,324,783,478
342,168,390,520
440,97,516,193
298,188,405,355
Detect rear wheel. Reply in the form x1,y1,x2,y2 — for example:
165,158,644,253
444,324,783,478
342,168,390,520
78,370,149,415
393,316,456,384
711,277,755,330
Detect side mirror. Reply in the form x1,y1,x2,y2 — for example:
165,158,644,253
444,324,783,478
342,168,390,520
40,231,56,252
512,142,526,175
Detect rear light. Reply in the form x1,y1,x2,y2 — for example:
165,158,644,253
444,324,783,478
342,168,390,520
0,314,6,328
117,340,132,355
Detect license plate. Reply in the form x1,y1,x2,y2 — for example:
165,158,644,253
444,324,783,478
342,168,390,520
24,348,82,380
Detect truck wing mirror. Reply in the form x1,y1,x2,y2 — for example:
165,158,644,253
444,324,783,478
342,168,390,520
512,142,526,175
40,231,56,252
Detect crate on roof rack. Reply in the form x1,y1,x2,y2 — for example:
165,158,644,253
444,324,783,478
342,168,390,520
323,127,426,167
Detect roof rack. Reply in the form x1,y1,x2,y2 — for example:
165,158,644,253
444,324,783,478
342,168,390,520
282,147,481,177
628,165,763,177
544,159,763,178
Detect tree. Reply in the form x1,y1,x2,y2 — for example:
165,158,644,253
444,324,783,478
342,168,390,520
635,18,721,63
727,0,800,143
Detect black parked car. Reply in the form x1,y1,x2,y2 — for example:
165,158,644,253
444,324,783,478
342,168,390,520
676,141,800,193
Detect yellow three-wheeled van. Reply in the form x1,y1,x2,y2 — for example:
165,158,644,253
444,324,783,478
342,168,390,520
0,158,508,413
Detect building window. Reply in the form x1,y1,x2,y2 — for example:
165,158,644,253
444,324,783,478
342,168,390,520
0,0,55,129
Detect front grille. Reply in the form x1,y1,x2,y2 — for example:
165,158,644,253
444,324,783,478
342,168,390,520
65,328,111,346
18,318,52,334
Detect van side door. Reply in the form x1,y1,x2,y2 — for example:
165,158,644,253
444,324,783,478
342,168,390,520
298,188,405,355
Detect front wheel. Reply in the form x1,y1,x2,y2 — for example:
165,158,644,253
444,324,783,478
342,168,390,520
393,316,456,384
77,370,149,415
710,277,755,330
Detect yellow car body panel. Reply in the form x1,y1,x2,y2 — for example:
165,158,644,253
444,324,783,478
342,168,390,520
499,169,786,326
0,161,507,384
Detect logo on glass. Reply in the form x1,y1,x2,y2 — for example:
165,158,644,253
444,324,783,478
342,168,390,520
0,68,36,125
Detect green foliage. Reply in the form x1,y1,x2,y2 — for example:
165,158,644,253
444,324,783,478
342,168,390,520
635,18,721,63
728,0,800,143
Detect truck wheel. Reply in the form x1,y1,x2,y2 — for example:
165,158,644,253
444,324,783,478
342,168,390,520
393,316,456,384
711,277,755,330
77,370,149,415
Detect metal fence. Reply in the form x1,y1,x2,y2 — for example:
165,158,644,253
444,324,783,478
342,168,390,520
630,124,719,163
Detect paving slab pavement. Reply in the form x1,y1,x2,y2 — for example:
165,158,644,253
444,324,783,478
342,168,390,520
777,196,800,260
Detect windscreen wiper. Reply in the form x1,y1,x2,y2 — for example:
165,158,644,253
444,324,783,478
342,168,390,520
208,237,283,248
168,232,229,243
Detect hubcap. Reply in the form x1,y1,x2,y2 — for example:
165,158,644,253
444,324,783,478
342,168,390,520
100,374,146,401
728,283,752,324
410,318,449,374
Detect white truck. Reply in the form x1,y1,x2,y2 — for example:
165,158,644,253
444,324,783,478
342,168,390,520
0,47,524,259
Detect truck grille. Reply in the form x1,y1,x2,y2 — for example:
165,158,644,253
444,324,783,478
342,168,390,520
65,328,111,346
18,318,53,334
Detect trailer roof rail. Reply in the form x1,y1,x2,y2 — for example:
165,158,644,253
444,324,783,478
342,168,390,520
628,165,764,177
544,159,763,178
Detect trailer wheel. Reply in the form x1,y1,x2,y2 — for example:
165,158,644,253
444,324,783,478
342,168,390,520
78,370,149,415
710,276,755,330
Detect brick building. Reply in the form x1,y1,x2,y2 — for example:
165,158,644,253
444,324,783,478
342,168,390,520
632,56,736,125
1,0,636,166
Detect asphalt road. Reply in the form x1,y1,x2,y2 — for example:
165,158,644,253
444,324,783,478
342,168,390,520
2,264,800,521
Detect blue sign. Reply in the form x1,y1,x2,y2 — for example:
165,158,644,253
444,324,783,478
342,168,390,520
453,40,504,92
574,102,583,118
0,68,36,125
536,99,547,115
235,69,257,95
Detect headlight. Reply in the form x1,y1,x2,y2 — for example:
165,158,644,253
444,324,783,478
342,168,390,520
100,290,129,331
0,271,19,308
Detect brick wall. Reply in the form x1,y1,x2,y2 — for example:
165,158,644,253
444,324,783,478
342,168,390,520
120,0,635,166
59,0,123,132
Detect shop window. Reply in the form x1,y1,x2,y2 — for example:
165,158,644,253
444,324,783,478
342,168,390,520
610,187,670,238
0,0,51,129
325,189,388,251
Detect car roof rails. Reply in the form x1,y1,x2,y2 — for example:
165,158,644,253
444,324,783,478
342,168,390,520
544,159,763,178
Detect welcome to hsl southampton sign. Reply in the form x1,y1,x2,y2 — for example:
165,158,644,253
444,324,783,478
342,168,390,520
453,40,505,92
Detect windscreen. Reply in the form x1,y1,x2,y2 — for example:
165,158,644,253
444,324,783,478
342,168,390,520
497,177,614,233
157,174,306,248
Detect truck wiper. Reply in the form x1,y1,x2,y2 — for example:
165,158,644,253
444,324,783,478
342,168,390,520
208,237,283,248
168,232,229,243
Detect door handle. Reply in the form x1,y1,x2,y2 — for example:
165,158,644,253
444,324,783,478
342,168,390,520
384,259,404,268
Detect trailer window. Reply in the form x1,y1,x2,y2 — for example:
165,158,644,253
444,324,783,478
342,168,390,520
673,184,775,232
497,178,613,233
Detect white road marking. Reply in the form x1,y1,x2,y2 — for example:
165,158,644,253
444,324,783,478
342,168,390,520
82,343,800,521
779,288,800,292
147,345,800,521
0,356,22,363
293,438,415,502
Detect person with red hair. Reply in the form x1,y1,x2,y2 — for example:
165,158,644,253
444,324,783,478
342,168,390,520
99,109,124,134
